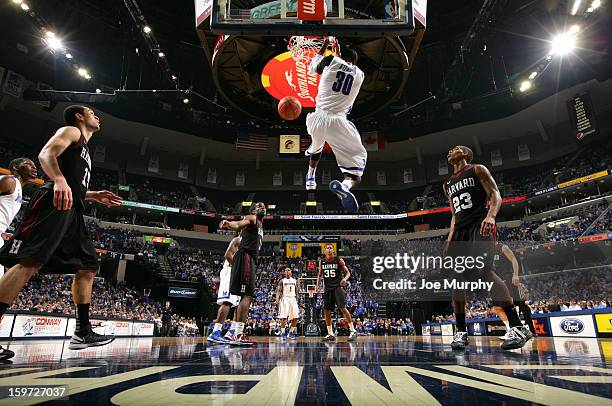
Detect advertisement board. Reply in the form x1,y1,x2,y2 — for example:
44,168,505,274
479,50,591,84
0,314,15,338
431,325,442,336
485,319,507,336
66,318,106,337
168,287,198,299
595,313,612,337
550,314,597,338
132,322,155,336
441,323,454,336
12,315,68,338
105,320,133,336
422,325,431,336
553,338,602,358
467,321,485,336
531,317,551,337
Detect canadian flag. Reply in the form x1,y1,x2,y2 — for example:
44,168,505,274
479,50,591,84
362,131,385,152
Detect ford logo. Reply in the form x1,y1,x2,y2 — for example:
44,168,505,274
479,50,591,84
560,318,584,334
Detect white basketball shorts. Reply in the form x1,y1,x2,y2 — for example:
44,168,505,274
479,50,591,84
306,109,367,177
279,297,299,320
217,263,240,307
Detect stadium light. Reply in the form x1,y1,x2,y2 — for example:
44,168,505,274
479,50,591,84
569,25,581,34
571,0,582,15
12,0,23,4
519,80,532,92
65,53,73,59
20,2,29,10
183,98,189,104
528,71,538,80
143,26,152,34
550,32,576,56
44,32,64,51
158,51,165,58
591,0,601,9
96,88,101,94
84,73,92,80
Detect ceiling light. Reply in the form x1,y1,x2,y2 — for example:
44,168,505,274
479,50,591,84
591,0,601,9
519,80,532,92
158,52,165,58
77,68,89,77
20,3,29,10
143,26,152,34
571,0,582,15
12,0,23,4
65,53,73,59
84,74,92,80
528,71,538,80
171,75,177,80
96,88,102,94
45,36,64,51
550,32,576,56
569,25,581,34
183,98,190,104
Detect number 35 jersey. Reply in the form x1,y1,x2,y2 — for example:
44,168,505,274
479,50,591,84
445,164,488,229
310,55,365,115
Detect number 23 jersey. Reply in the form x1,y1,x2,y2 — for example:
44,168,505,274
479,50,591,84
445,164,488,229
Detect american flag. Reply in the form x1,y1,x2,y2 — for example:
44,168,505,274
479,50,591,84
236,133,268,151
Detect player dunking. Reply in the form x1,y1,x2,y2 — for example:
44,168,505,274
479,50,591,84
317,244,357,341
306,37,366,213
492,243,536,339
207,233,242,344
443,145,532,351
0,158,37,278
276,267,300,341
0,106,122,359
219,202,266,346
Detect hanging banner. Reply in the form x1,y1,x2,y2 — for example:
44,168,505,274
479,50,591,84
438,158,449,175
567,92,597,140
273,171,283,186
491,149,502,167
2,70,24,98
148,155,159,173
403,168,413,184
207,168,217,184
376,170,387,185
236,171,245,186
178,162,189,179
517,144,530,161
293,171,303,185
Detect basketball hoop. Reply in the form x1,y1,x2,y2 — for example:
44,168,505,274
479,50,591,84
288,36,338,65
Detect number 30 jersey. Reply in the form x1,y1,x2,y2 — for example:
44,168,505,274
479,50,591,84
310,55,365,115
445,164,488,229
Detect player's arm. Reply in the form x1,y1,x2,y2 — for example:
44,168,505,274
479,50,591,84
309,37,333,74
474,164,502,236
501,244,520,286
339,258,350,286
219,214,256,232
275,279,282,305
443,183,456,242
224,236,241,265
0,176,16,196
38,126,82,210
84,190,122,207
316,259,322,291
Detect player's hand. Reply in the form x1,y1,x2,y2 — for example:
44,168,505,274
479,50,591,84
332,38,340,56
480,216,496,236
219,220,230,229
88,190,123,207
512,273,520,287
53,178,73,210
340,279,347,286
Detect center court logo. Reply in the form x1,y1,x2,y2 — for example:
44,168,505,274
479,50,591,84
560,318,585,334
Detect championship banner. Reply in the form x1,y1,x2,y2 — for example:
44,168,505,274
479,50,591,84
12,314,68,338
491,149,502,167
403,168,413,184
517,144,530,161
280,135,301,154
207,168,217,184
438,158,448,175
286,243,303,258
178,162,189,179
567,92,597,140
273,171,283,186
235,171,245,186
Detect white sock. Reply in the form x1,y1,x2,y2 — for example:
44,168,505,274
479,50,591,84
307,166,316,179
503,320,510,331
342,179,353,190
235,322,245,334
213,323,223,333
349,322,355,332
230,321,238,332
327,325,334,336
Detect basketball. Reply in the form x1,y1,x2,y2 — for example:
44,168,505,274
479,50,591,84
278,96,302,121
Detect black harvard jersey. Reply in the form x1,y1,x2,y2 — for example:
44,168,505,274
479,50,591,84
445,164,488,229
240,217,263,257
321,256,342,290
43,132,91,209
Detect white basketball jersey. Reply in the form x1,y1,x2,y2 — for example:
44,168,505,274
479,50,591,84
311,55,364,115
282,277,297,298
0,176,22,232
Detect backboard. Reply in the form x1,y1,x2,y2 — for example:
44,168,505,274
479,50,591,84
198,0,423,37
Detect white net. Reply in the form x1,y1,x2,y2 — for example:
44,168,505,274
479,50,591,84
288,36,337,64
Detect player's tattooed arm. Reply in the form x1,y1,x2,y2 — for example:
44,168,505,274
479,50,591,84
38,126,82,210
474,164,502,236
443,183,455,242
501,244,520,286
339,258,350,286
0,176,16,195
219,214,256,231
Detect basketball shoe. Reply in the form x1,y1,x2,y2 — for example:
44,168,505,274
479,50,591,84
500,326,532,350
229,333,256,346
306,176,317,191
329,180,359,213
450,331,468,350
69,330,115,350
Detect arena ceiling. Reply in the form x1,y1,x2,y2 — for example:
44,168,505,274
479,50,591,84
0,0,610,141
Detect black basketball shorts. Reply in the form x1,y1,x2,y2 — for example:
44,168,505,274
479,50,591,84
324,286,347,311
229,248,257,297
446,220,496,280
0,188,98,274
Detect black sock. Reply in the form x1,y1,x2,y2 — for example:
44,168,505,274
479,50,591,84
519,302,535,334
502,304,522,328
0,302,9,317
455,312,466,332
76,303,91,334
